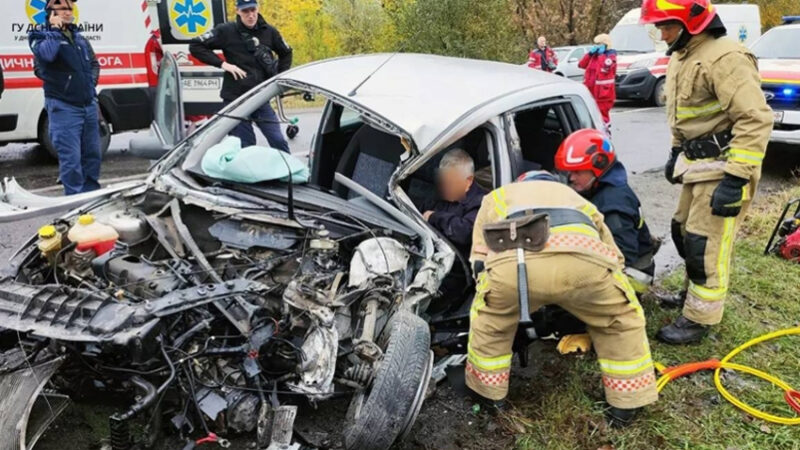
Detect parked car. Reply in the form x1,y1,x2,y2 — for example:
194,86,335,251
0,53,605,449
752,17,800,146
552,45,593,80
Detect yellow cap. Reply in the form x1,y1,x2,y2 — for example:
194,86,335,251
38,225,57,239
78,214,95,225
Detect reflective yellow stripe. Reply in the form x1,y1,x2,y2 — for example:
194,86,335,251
656,0,686,11
676,101,722,119
470,272,489,321
467,344,512,371
550,224,600,238
728,148,764,166
580,203,598,217
613,271,644,318
491,187,508,219
598,353,654,375
689,217,735,301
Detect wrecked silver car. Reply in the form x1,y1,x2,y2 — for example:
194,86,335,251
0,53,604,449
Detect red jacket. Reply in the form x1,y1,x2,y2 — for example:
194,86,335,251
579,50,617,103
528,47,558,72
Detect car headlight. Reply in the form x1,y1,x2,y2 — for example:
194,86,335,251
628,58,658,70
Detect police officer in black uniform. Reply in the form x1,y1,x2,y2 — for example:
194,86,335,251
189,0,292,151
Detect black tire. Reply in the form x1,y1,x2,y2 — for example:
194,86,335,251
344,312,432,450
652,77,666,107
39,112,111,161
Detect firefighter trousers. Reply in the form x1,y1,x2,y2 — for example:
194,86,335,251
671,180,754,325
465,254,658,409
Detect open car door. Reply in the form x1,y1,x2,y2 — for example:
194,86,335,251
129,51,186,159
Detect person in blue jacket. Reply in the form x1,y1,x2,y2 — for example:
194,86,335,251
29,0,101,195
421,149,488,258
555,129,659,287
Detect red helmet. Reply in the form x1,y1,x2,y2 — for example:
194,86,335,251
554,129,616,178
639,0,718,35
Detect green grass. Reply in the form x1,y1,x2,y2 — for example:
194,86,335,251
510,184,800,450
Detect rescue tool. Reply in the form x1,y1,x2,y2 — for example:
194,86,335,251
764,198,800,262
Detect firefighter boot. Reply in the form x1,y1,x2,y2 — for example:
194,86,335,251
653,290,686,309
656,315,709,345
606,406,640,428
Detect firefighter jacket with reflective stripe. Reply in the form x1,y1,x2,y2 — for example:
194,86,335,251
666,32,773,185
470,180,624,272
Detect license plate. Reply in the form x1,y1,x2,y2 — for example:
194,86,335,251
774,110,784,124
182,78,221,90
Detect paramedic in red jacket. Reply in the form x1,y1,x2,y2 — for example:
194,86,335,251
528,36,558,72
579,34,617,132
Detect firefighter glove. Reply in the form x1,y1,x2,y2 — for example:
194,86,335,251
472,260,485,280
710,174,748,217
665,147,681,185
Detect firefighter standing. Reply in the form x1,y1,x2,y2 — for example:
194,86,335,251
639,0,773,344
579,34,617,133
466,171,658,427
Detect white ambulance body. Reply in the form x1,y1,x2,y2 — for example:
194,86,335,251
0,0,226,156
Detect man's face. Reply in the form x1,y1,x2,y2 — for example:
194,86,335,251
538,37,547,49
657,22,683,45
566,170,596,194
438,168,472,203
237,6,259,28
50,0,74,24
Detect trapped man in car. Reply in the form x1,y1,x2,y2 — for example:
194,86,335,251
422,149,488,258
555,129,659,293
190,0,292,151
29,0,102,196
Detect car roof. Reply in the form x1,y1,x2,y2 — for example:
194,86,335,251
277,53,578,152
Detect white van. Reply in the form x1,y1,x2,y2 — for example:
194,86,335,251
612,4,761,106
0,0,227,157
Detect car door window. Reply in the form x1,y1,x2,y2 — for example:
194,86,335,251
570,47,586,62
507,98,592,176
154,52,184,147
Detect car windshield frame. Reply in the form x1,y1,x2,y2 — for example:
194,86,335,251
751,27,800,59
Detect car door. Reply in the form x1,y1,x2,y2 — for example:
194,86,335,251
153,51,186,148
566,47,588,80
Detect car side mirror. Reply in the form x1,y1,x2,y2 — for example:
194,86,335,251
129,135,171,160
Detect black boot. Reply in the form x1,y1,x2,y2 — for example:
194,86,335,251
656,315,709,344
606,406,640,428
653,289,686,309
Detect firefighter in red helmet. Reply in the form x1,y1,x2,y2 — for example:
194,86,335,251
640,0,772,344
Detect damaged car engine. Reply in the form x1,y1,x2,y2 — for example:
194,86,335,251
0,190,433,450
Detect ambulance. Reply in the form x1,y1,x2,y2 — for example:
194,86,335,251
0,0,227,158
611,4,761,106
752,16,800,146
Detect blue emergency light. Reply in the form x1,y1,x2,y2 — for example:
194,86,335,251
783,16,800,24
784,88,796,97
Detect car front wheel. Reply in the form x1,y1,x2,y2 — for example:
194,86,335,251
344,311,433,450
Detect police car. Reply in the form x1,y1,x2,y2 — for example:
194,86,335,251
0,0,226,158
753,16,800,146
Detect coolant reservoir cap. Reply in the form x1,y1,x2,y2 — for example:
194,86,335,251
78,214,95,225
38,225,57,239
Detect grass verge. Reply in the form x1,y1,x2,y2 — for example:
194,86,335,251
511,183,800,450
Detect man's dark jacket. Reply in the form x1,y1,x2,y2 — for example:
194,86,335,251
426,182,487,257
592,162,657,270
189,15,292,101
29,26,99,107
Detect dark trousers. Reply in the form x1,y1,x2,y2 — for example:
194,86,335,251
223,100,290,152
45,97,101,195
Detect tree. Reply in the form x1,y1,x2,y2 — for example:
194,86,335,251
323,0,396,55
394,0,527,63
754,0,800,30
512,0,639,47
